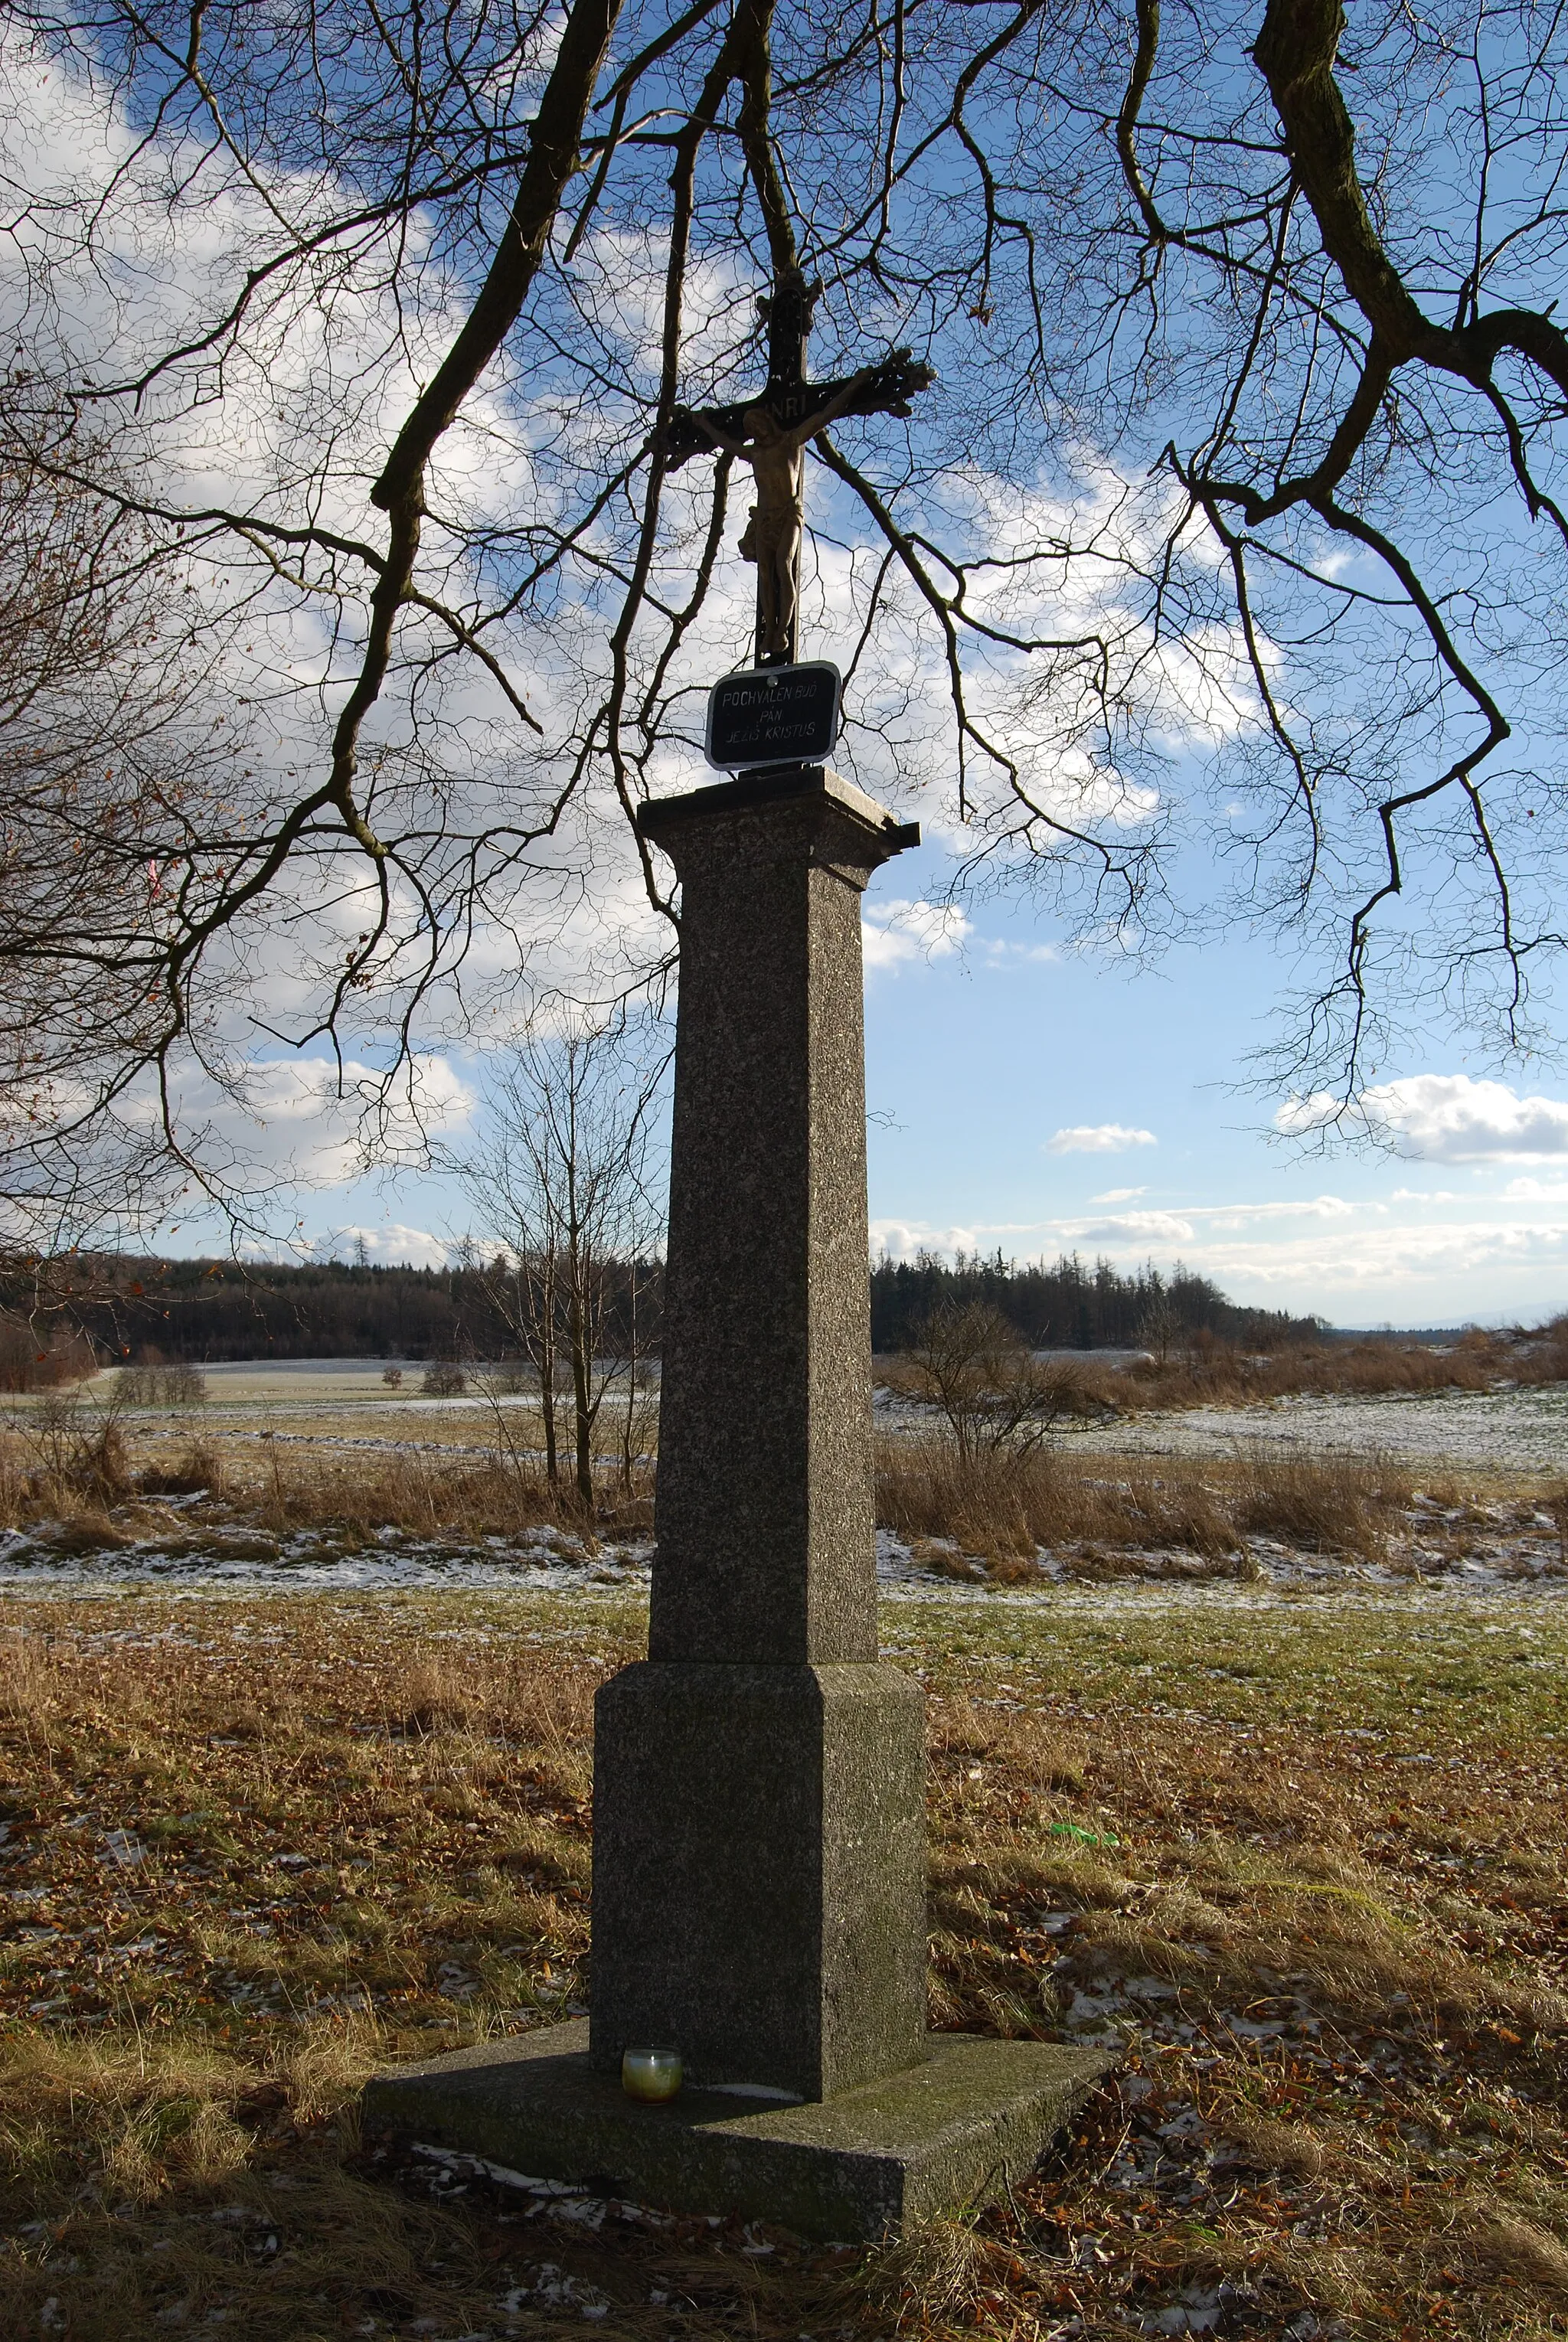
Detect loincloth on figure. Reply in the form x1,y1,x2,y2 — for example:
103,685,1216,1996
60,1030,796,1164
738,499,803,565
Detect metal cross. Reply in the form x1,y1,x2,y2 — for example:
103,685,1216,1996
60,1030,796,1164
665,275,933,666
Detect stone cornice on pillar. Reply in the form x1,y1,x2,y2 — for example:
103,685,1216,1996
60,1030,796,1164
638,763,920,895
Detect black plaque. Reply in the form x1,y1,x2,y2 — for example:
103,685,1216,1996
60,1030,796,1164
704,662,841,772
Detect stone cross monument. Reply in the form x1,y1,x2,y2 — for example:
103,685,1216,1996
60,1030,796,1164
364,754,1112,2234
363,283,1112,2240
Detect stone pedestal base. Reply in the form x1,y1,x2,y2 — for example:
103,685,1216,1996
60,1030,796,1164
590,1661,926,2102
362,2020,1116,2241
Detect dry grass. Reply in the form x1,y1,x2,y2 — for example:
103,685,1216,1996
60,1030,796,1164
0,1406,655,1547
1099,1326,1515,1412
232,1439,655,1543
1,1393,1550,1594
880,1319,1568,1418
0,1591,1565,2338
876,1434,1433,1576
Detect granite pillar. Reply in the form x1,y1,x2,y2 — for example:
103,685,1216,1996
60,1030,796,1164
362,763,1117,2233
636,766,911,1668
590,764,925,2102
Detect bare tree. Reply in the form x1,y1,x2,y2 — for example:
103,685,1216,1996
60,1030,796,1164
904,1302,1089,1465
1135,1282,1182,1371
0,405,249,1241
455,1014,666,1510
5,0,1568,1227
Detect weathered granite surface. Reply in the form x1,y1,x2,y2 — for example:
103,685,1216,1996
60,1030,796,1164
586,767,923,2105
590,1661,926,2100
363,2019,1116,2241
635,766,914,1665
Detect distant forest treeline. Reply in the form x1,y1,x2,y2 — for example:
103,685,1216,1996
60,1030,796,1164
867,1250,1321,1352
4,1249,1322,1365
11,1256,649,1367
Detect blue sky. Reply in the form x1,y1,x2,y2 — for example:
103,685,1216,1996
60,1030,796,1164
233,819,1568,1330
856,845,1568,1328
23,29,1568,1330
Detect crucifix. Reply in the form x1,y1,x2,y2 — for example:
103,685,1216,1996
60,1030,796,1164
364,273,1115,2242
665,273,933,666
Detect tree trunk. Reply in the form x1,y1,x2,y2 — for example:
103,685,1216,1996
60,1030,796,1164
535,1259,560,1489
620,1264,638,1493
570,1280,594,1512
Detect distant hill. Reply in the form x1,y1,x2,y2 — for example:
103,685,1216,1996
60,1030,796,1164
868,1249,1322,1353
10,1256,555,1365
8,1249,1321,1364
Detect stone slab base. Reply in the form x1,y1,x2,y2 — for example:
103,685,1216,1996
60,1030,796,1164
362,2020,1116,2241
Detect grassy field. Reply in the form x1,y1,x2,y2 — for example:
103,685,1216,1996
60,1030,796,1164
4,1365,1565,1592
2,1584,1565,2340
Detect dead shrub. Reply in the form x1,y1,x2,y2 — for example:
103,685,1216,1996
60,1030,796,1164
910,1538,987,1581
139,1439,226,1498
1548,1484,1568,1566
0,1315,96,1393
1521,1312,1568,1384
114,1361,208,1407
900,1301,1107,1462
0,1444,24,1530
237,1439,651,1542
1109,1465,1240,1558
1230,1443,1412,1558
986,1546,1047,1583
11,1391,133,1507
887,1326,1517,1419
878,1439,1044,1560
879,1430,1416,1569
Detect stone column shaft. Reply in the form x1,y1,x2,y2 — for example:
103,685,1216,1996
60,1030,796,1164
645,769,909,1664
590,766,926,2102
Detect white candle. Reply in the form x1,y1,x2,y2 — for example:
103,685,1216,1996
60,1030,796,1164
621,2046,683,2102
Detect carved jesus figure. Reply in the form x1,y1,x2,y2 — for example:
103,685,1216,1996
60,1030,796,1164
665,283,934,666
733,407,805,665
685,388,871,662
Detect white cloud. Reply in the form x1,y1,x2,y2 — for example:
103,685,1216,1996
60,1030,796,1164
861,900,972,970
1078,1210,1194,1243
1279,1073,1568,1162
1168,1218,1568,1293
312,1223,453,1269
982,939,1060,966
1092,1185,1148,1203
1047,1123,1158,1154
1199,1195,1354,1227
864,1189,1568,1316
871,1219,981,1261
151,1053,475,1191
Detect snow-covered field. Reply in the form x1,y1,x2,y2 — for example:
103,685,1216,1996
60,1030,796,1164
1069,1380,1568,1473
4,1374,1565,1602
2,1517,1562,1606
